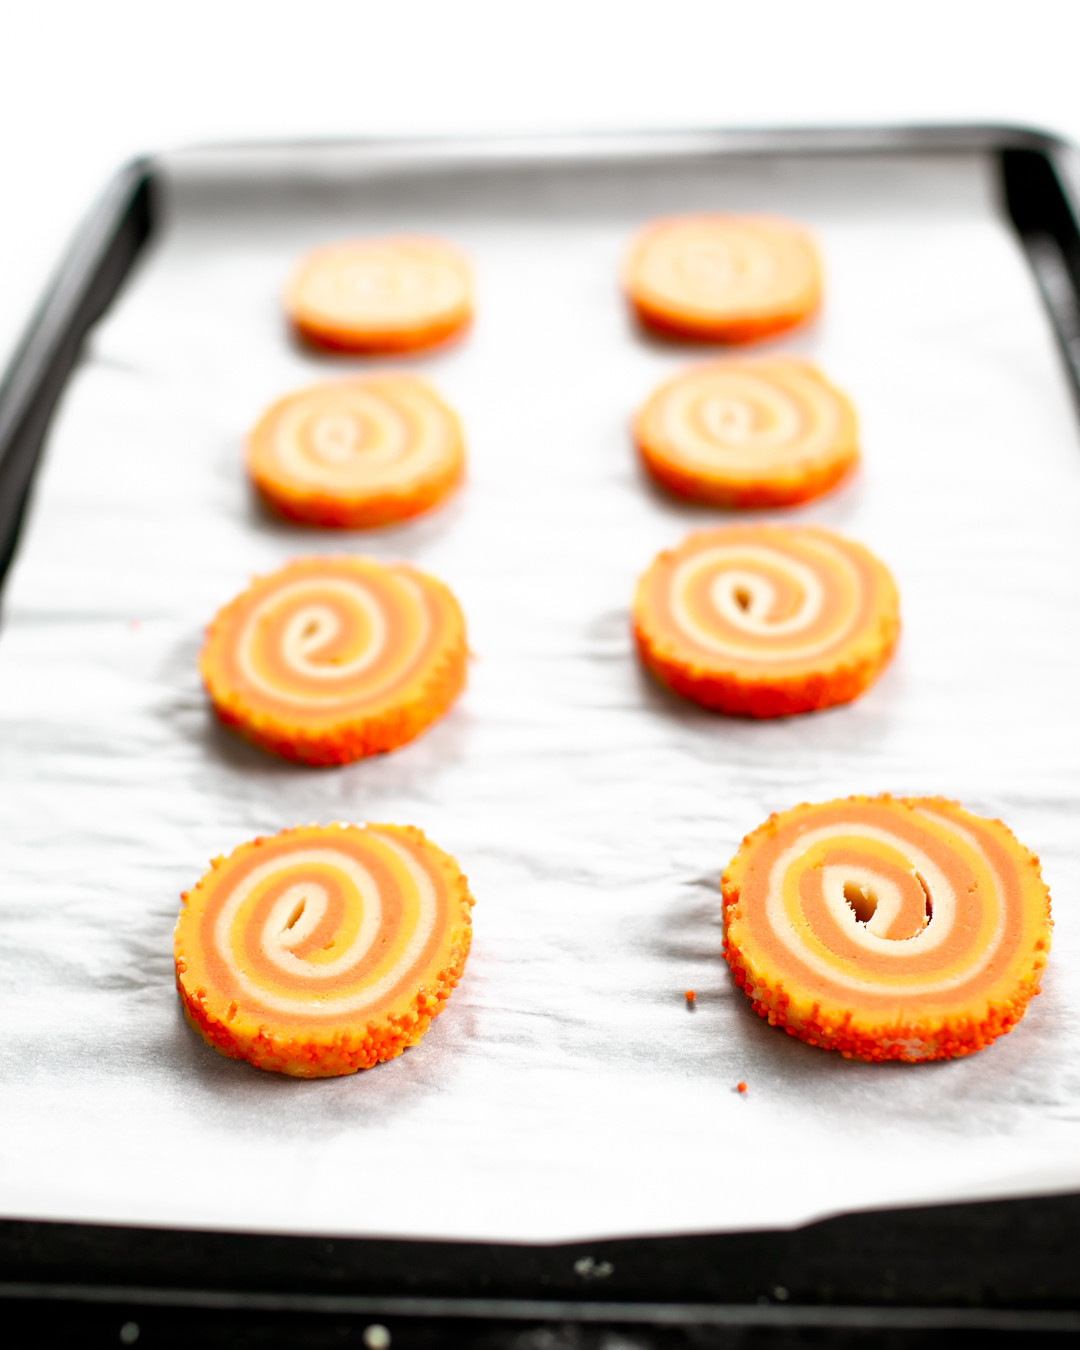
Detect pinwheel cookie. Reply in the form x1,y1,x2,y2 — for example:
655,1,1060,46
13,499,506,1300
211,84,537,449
247,375,465,528
633,524,899,718
200,556,466,765
634,358,858,508
175,822,474,1077
285,236,473,353
624,214,822,343
722,796,1052,1062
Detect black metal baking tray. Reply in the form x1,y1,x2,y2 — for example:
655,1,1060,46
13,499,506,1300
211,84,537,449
1,125,1079,1348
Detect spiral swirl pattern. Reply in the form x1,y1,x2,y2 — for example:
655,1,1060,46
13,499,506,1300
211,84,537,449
247,375,465,528
624,214,821,343
200,556,467,765
634,358,858,507
175,823,475,1077
722,796,1052,1061
285,235,473,353
633,524,899,718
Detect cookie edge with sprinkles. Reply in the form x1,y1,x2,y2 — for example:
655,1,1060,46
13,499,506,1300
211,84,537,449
199,557,468,766
632,526,901,718
246,376,466,529
174,822,475,1078
721,794,1053,1062
633,359,860,509
284,237,473,354
623,213,823,344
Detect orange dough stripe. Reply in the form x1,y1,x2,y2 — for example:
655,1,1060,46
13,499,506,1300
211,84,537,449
722,796,1052,1062
623,214,822,344
199,555,467,765
285,236,473,354
632,523,899,718
634,358,858,509
175,823,475,1077
247,374,465,529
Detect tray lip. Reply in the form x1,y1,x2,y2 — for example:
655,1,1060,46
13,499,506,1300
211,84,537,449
155,119,1073,166
0,155,152,439
2,122,1080,1305
150,121,1080,198
2,1279,1080,1332
5,1188,1080,1316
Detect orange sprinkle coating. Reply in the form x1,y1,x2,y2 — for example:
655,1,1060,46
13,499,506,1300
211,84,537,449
685,989,696,1002
723,796,1052,1062
623,214,822,344
175,823,474,1077
736,1082,748,1093
285,236,472,354
634,358,858,508
199,555,466,766
632,523,899,718
247,374,465,529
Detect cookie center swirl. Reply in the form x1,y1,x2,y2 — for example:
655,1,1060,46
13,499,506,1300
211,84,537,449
300,248,468,325
279,598,385,681
708,561,823,636
267,382,450,491
698,387,803,450
644,364,846,478
212,834,439,1017
346,260,397,299
236,574,429,707
309,413,364,465
669,541,857,660
764,818,1009,996
700,395,754,443
677,234,776,299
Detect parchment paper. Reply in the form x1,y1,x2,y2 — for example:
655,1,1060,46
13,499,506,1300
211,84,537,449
1,140,1080,1244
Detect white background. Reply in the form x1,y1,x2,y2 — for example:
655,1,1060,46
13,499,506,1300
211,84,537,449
2,0,1080,1242
1,0,1080,370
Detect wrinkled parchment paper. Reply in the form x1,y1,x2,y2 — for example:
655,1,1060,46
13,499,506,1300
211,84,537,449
1,140,1080,1243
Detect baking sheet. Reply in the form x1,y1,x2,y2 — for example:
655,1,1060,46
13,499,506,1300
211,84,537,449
1,138,1080,1245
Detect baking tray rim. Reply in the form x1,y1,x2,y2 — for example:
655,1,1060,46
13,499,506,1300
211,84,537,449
1,120,1080,1323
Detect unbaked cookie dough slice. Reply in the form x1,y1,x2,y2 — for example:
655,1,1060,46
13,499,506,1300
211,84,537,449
200,556,466,765
175,822,474,1077
722,795,1051,1062
634,358,858,508
624,214,821,343
285,236,473,353
632,524,899,717
247,374,465,528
